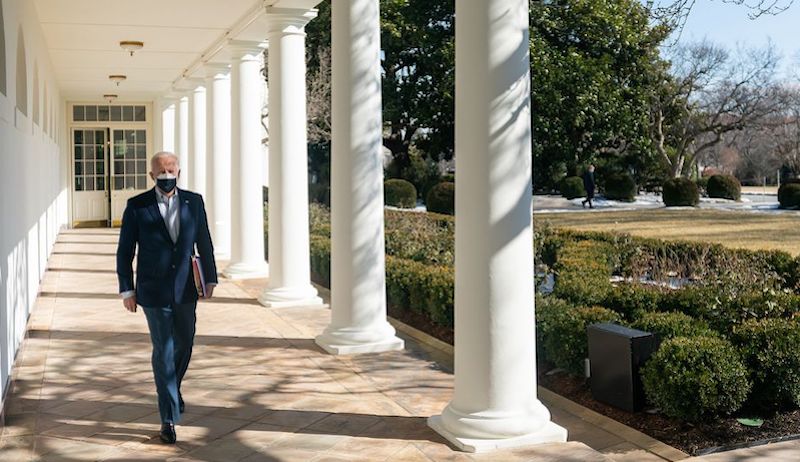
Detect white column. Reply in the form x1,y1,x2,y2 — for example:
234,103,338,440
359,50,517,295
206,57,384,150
259,7,322,308
161,100,176,153
428,0,567,453
189,84,207,196
204,64,232,260
315,0,403,354
223,41,269,279
153,99,164,153
175,94,190,188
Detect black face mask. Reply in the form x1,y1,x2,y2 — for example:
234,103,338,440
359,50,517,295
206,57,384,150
157,177,177,194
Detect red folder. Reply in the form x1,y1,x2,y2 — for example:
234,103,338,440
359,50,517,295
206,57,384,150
191,255,207,298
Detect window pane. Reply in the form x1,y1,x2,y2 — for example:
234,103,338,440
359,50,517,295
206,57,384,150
114,144,126,158
85,105,97,121
86,146,95,158
96,145,104,160
98,105,109,121
126,160,135,173
111,105,122,121
74,146,82,160
136,160,146,174
122,105,133,121
75,177,84,191
114,129,124,142
136,144,146,159
86,176,95,190
114,161,124,175
97,177,105,191
137,175,147,189
125,176,135,189
74,161,83,175
84,130,94,144
74,130,83,144
134,106,146,121
73,106,84,122
114,176,124,190
95,130,104,144
125,130,136,144
136,130,146,142
95,161,104,175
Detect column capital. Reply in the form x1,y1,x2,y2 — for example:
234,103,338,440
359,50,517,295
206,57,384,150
227,40,267,60
175,77,205,92
203,63,231,80
264,7,318,36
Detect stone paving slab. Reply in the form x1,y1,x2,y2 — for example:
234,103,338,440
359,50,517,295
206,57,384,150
0,229,631,461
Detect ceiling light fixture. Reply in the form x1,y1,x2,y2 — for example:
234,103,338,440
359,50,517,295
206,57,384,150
104,94,118,103
109,75,127,86
120,40,144,56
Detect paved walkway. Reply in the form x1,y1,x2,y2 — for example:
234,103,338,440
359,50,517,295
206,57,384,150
1,228,787,461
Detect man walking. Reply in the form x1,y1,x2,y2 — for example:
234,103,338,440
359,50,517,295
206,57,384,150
116,152,217,444
582,164,596,209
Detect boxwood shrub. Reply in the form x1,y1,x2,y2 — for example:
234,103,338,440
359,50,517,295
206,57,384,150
641,336,751,421
552,241,613,306
384,179,418,208
539,303,621,375
426,182,455,215
778,183,800,209
560,176,586,200
662,177,699,207
631,311,716,342
731,319,800,411
706,174,741,201
603,173,637,202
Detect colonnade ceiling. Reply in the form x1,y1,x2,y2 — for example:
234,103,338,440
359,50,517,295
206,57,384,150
33,0,322,101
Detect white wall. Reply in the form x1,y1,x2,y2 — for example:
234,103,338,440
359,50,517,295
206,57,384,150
0,0,68,414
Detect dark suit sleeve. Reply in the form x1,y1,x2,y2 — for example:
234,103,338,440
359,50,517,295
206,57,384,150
196,196,218,284
116,201,138,293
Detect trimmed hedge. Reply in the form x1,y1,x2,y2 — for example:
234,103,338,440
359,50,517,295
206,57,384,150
552,240,613,306
641,336,751,421
731,319,800,411
426,182,455,215
706,174,741,201
384,179,418,208
662,177,699,207
778,183,800,209
603,173,637,202
560,176,586,200
537,300,621,375
631,311,716,342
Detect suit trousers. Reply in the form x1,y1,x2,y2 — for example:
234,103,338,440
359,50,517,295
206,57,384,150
142,302,197,424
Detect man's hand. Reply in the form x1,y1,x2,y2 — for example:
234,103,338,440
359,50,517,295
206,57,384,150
202,285,215,300
123,296,137,313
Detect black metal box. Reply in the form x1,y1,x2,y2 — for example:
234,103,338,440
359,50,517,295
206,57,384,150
587,323,658,412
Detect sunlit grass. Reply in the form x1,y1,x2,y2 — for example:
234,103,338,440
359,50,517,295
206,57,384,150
534,209,800,256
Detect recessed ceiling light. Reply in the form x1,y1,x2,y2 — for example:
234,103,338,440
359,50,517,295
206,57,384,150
109,75,127,86
104,94,118,103
120,41,144,56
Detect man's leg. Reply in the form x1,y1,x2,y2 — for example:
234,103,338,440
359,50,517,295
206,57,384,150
173,302,198,405
142,306,182,424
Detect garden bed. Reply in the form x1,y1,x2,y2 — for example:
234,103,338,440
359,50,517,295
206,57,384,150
538,366,800,456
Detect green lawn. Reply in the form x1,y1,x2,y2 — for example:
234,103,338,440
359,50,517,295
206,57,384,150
534,209,800,256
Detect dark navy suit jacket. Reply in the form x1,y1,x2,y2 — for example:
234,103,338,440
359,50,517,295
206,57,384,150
116,188,218,307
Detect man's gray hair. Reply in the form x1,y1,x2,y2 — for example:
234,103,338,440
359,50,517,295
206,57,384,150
150,151,180,171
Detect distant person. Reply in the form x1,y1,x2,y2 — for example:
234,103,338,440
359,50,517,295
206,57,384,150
582,164,596,209
116,152,218,444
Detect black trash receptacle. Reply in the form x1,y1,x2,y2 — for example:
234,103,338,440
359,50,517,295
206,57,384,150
587,323,657,412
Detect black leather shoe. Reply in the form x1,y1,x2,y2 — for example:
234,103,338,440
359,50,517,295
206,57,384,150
160,423,176,444
179,395,185,413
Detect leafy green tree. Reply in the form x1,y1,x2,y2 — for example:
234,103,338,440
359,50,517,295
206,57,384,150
305,1,454,172
530,0,671,190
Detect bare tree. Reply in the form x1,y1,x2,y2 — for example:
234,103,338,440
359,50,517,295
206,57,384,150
306,46,332,145
645,0,795,38
650,41,783,177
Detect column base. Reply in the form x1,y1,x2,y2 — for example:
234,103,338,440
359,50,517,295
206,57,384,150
427,415,567,453
315,331,404,355
259,285,324,308
222,261,269,280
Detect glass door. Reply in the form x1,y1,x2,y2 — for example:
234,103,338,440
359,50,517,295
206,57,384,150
110,128,150,225
71,128,109,225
